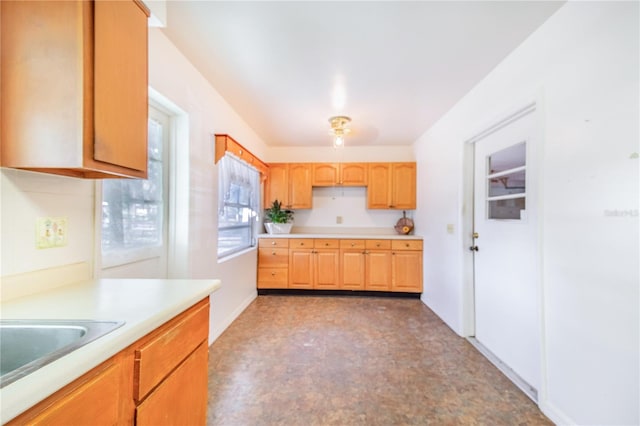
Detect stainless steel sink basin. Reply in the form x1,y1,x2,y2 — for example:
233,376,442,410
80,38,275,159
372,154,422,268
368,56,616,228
0,319,124,388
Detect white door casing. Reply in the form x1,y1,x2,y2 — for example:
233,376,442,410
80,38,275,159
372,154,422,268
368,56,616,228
472,104,541,393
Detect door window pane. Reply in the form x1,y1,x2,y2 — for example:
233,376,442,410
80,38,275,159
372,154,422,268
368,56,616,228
488,169,526,197
488,142,526,174
486,141,526,220
488,198,526,220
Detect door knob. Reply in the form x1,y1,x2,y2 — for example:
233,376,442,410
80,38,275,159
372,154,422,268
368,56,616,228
469,246,479,252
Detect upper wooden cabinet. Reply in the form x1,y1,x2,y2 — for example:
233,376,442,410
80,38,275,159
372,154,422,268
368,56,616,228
367,163,417,209
1,0,150,179
265,163,312,209
312,163,368,186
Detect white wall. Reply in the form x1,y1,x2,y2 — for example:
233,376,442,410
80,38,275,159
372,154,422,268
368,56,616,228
413,2,639,425
148,29,270,343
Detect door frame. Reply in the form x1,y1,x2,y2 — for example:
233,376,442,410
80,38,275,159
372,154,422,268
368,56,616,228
460,95,547,402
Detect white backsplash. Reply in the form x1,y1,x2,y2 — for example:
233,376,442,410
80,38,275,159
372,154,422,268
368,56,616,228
292,187,414,232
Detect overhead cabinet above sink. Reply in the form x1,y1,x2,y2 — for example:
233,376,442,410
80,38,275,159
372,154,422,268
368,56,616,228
1,0,150,179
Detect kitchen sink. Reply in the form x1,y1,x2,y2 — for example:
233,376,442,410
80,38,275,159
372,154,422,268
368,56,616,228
0,319,124,388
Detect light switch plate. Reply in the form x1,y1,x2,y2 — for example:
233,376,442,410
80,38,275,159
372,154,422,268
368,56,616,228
37,217,68,249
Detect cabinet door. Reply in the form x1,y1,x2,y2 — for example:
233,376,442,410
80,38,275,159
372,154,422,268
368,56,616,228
7,359,124,426
312,163,339,186
288,163,312,209
367,163,391,209
340,250,366,290
365,250,392,290
289,249,314,289
340,163,368,186
136,342,208,426
93,0,148,174
265,164,289,208
391,163,417,209
391,250,423,293
314,249,340,289
0,0,149,179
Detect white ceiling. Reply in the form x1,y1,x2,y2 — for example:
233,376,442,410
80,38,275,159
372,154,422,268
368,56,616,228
161,1,564,147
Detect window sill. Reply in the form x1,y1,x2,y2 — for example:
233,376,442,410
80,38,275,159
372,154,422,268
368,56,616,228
217,246,257,264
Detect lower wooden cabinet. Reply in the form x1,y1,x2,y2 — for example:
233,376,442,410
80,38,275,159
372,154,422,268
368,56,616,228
288,240,340,290
259,237,422,293
8,298,210,425
391,240,424,293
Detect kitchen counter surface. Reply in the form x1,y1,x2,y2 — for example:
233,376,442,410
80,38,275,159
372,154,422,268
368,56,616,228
0,278,221,423
258,233,422,240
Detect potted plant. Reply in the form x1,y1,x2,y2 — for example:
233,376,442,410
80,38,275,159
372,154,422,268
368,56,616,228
264,199,294,234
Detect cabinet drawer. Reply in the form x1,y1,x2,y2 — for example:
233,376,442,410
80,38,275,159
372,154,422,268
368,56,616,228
258,248,289,267
290,239,314,248
257,268,288,288
134,299,209,402
259,238,289,248
392,240,423,251
366,240,391,250
314,239,340,249
340,239,365,249
136,342,208,426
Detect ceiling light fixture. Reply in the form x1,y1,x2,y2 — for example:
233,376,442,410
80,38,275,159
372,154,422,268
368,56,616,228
328,115,351,148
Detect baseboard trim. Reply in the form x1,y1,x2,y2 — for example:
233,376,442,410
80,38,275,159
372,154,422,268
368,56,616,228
208,290,257,344
538,399,575,426
467,337,538,403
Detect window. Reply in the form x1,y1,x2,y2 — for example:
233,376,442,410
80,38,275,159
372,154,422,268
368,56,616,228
486,142,526,220
218,154,260,258
101,107,168,264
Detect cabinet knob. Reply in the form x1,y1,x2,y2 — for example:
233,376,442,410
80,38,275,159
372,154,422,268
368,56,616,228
271,272,276,276
271,241,276,245
405,243,410,247
300,243,304,246
272,252,276,255
351,243,355,247
325,243,329,246
376,243,380,247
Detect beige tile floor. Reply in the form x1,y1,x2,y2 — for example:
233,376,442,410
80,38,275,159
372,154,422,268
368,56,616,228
207,295,551,426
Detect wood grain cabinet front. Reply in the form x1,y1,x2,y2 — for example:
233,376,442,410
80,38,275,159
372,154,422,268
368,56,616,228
312,163,368,186
0,0,150,179
391,240,423,292
6,355,130,426
264,164,312,209
133,298,210,425
258,239,290,289
259,237,422,294
367,163,417,209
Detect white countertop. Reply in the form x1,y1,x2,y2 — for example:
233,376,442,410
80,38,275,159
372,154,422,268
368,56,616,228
258,233,422,240
0,278,221,423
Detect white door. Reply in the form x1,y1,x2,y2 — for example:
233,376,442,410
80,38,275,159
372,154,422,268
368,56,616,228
472,108,540,393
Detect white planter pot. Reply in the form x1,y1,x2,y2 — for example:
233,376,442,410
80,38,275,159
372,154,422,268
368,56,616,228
264,222,293,234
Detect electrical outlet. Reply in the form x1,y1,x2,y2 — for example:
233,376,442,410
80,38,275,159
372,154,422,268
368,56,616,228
37,217,68,249
336,216,343,224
